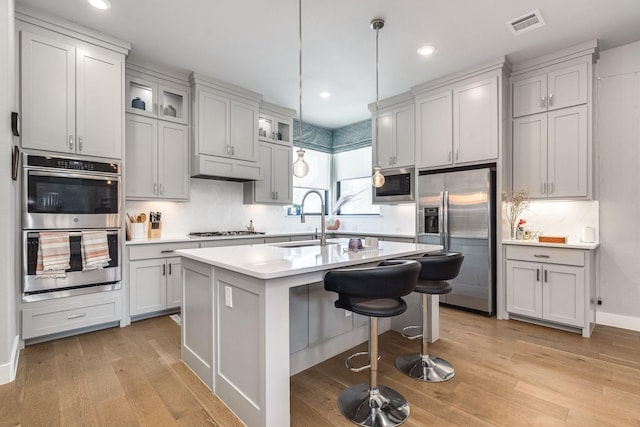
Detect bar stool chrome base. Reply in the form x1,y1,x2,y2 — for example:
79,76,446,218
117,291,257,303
395,353,455,382
338,383,410,427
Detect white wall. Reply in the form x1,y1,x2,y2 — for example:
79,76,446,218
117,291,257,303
125,179,416,237
0,0,18,385
594,40,640,331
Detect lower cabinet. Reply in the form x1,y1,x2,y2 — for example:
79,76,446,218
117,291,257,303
128,241,199,318
505,244,595,336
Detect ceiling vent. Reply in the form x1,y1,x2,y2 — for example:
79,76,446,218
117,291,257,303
506,9,546,35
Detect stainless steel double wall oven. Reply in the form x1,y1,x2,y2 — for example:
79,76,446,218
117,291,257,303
22,154,122,301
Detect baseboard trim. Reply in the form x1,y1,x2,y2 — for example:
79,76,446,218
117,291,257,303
596,311,640,332
0,335,20,385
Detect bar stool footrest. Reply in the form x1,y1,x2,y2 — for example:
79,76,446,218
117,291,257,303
400,325,423,340
338,383,410,427
395,353,455,382
345,351,381,373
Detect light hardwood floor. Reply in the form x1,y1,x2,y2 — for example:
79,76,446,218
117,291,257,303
1,308,639,426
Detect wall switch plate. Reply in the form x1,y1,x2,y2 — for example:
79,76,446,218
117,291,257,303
225,285,233,308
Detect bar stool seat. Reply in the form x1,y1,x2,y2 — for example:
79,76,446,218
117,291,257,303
324,259,421,427
395,252,464,383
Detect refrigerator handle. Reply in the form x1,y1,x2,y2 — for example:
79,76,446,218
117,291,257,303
438,191,445,247
443,190,449,250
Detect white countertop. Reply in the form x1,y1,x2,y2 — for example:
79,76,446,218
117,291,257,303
502,239,599,250
177,238,441,279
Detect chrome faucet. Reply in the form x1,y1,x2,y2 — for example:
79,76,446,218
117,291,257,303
300,190,326,246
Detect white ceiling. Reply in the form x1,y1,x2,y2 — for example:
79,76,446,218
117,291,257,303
15,0,640,129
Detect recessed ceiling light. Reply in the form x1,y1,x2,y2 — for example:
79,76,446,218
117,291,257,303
88,0,111,10
417,45,436,56
319,91,331,99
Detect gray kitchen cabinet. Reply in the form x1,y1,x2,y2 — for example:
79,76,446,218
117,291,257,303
258,101,293,146
243,142,292,204
19,29,126,159
128,241,199,318
414,65,503,170
505,244,595,337
513,106,587,198
190,73,262,181
126,113,189,200
370,94,415,169
512,62,588,118
126,72,189,125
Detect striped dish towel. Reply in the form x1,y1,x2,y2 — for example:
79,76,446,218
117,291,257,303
81,230,111,270
36,231,70,278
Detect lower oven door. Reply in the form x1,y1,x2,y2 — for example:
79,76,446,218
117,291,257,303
23,229,121,295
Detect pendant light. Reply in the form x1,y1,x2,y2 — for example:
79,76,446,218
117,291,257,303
371,18,385,188
292,0,309,178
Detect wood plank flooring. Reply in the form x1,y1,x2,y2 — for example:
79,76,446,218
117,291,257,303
1,308,639,426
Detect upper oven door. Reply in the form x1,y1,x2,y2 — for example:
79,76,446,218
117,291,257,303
23,168,121,229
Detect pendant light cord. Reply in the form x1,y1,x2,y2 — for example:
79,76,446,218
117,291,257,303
375,23,379,165
298,0,303,152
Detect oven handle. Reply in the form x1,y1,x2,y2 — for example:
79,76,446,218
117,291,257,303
25,168,120,181
26,230,120,238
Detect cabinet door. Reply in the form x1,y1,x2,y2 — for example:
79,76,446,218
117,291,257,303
416,91,452,168
542,264,584,327
512,73,547,118
453,76,498,164
126,75,157,118
374,110,394,169
130,259,166,316
392,104,415,168
512,113,547,198
166,257,183,309
547,105,588,198
76,48,122,158
308,283,353,345
230,100,258,162
20,31,75,153
158,122,189,200
125,114,158,199
158,85,189,125
197,90,229,157
273,145,293,203
506,260,543,319
547,63,588,112
253,143,274,203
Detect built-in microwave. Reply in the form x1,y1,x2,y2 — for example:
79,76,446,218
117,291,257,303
372,167,415,204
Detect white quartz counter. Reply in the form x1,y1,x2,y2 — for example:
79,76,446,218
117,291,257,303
502,239,599,250
177,238,440,280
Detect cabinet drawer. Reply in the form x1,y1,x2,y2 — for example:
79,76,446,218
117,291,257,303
23,293,122,339
129,241,199,260
505,245,584,267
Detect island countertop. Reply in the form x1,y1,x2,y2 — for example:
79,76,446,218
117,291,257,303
177,238,442,280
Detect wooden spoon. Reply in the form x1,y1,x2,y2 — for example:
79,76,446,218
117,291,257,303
138,213,147,223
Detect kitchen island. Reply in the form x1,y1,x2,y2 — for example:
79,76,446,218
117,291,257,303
177,238,442,427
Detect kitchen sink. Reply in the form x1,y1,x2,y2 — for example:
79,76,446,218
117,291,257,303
270,240,339,248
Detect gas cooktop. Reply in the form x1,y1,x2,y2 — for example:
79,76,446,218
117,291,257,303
188,231,266,237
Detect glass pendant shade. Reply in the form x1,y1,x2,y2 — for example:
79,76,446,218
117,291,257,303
372,166,385,188
292,149,309,178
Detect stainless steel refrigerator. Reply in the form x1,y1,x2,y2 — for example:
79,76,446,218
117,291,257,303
417,165,496,315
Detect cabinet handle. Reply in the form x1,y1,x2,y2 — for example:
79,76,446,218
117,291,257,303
549,182,554,195
540,96,546,108
154,183,158,195
534,254,550,258
160,104,163,116
78,136,83,152
541,182,546,194
226,145,231,154
536,268,540,281
163,264,166,276
455,149,459,161
544,269,548,282
168,263,172,275
548,93,553,106
160,250,174,254
159,184,164,195
153,103,157,115
231,146,235,155
448,151,452,162
69,135,74,150
275,191,278,200
67,312,86,320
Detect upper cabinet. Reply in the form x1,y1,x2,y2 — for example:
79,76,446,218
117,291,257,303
19,25,128,159
125,64,190,200
512,63,588,118
190,73,262,181
510,41,597,199
369,93,415,170
413,62,506,170
259,102,293,146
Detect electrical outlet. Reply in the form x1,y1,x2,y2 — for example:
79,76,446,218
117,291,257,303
344,310,352,317
225,286,233,308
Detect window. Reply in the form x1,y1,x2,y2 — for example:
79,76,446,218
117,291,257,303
289,149,331,215
333,147,380,215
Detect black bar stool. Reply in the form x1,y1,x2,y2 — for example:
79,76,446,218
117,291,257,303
395,252,464,382
324,259,421,427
